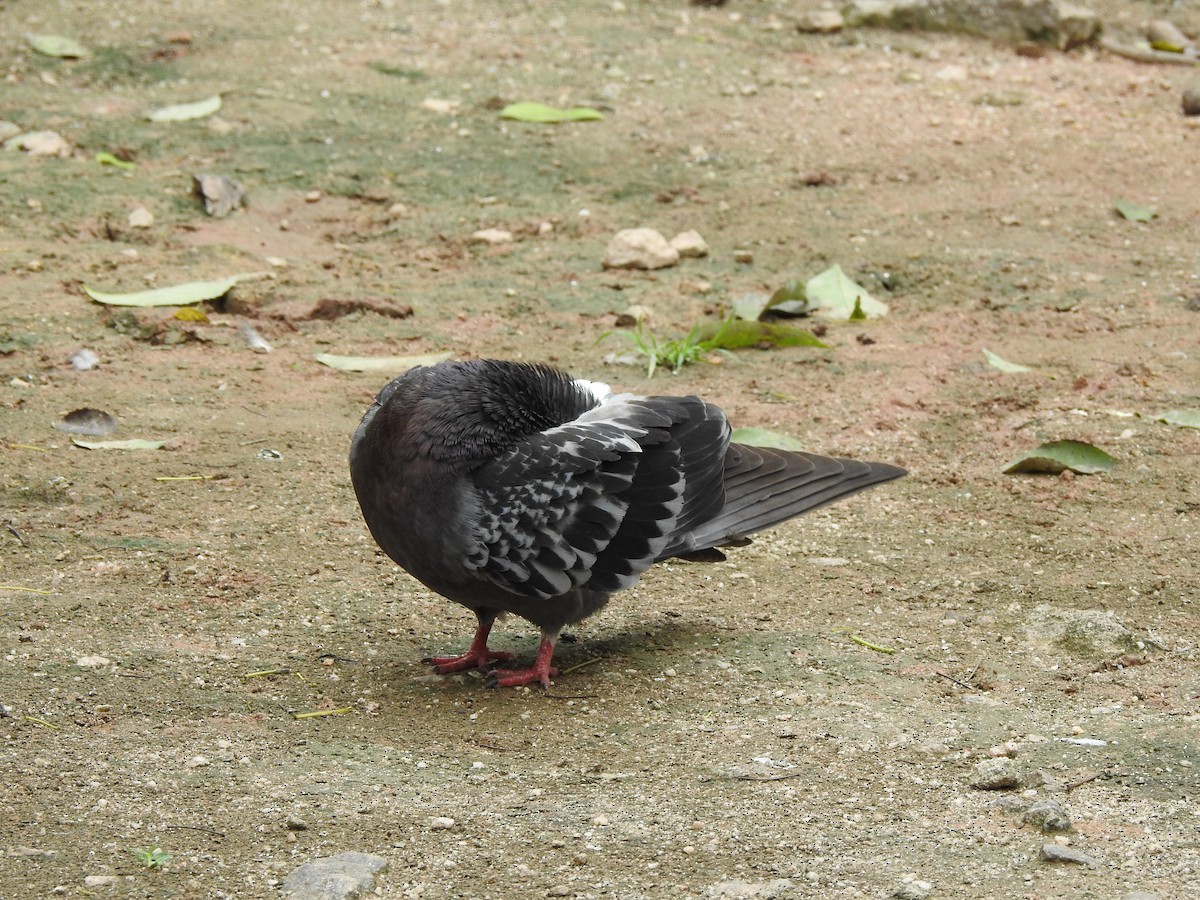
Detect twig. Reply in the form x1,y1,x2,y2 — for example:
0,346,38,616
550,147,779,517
559,657,602,676
935,670,974,690
730,771,806,782
23,716,59,730
850,634,897,654
154,474,217,482
245,668,291,678
1065,770,1104,791
6,525,27,547
1099,37,1200,66
292,707,352,720
1,585,51,594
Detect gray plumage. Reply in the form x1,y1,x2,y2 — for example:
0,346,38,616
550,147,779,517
350,359,905,687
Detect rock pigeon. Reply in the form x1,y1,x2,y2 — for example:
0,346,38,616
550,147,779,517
350,359,905,688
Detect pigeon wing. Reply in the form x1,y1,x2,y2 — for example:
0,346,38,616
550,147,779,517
465,395,719,599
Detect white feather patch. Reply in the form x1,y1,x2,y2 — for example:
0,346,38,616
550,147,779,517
574,378,613,405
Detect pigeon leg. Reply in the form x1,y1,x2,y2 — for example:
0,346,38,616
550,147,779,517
425,613,514,674
486,633,560,689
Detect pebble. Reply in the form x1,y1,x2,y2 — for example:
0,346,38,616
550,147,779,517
706,879,794,899
470,228,514,245
285,816,308,831
669,229,709,258
733,249,754,264
1183,86,1200,117
429,816,455,830
1022,798,1072,832
546,886,571,898
603,228,679,270
127,206,154,229
795,10,844,33
1041,843,1100,866
5,130,71,157
185,755,210,769
891,874,933,899
67,349,100,371
83,875,119,887
76,655,111,668
281,852,388,899
969,757,1021,790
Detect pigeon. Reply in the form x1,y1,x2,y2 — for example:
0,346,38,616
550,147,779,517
350,359,905,688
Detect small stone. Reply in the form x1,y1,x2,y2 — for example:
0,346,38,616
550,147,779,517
185,755,210,769
733,249,754,264
281,852,388,898
970,757,1021,790
470,228,514,245
603,228,679,270
284,816,308,831
76,655,111,668
591,814,609,826
1182,86,1200,117
706,879,794,899
1041,843,1100,866
1124,893,1161,900
128,206,154,229
538,221,554,235
83,875,119,888
429,816,455,830
304,190,322,203
387,202,409,217
69,349,100,371
1022,798,1071,832
546,886,570,898
192,174,245,218
669,229,709,258
421,98,460,114
795,10,844,33
892,875,933,899
5,130,71,157
614,304,653,327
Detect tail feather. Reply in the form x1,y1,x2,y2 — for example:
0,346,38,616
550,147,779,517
661,444,905,558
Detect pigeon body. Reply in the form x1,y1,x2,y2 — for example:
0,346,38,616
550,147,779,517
350,359,905,687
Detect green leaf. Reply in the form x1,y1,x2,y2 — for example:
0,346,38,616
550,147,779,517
72,438,167,451
1003,440,1117,475
499,102,603,123
695,319,827,350
849,297,867,321
314,352,452,373
765,279,810,316
1155,409,1200,429
805,264,888,319
84,274,260,307
982,348,1031,373
730,427,806,451
147,95,223,123
369,62,425,79
1114,198,1156,223
28,34,89,58
731,293,772,322
95,152,135,170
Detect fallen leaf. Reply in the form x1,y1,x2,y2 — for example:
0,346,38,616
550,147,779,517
730,427,806,451
148,95,222,123
1155,409,1200,429
696,319,827,350
84,274,261,308
28,34,89,58
314,352,452,373
805,264,888,319
1003,440,1117,475
72,438,167,451
499,102,603,123
983,349,1032,373
1114,198,1156,223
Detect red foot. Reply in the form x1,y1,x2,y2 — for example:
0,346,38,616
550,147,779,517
485,635,559,689
426,647,513,674
423,615,513,675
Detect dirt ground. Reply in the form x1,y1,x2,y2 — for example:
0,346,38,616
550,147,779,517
2,1,1199,898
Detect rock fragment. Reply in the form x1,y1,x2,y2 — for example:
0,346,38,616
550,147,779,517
1041,843,1100,866
1022,798,1072,832
281,852,389,899
603,228,679,270
669,229,709,258
969,757,1021,790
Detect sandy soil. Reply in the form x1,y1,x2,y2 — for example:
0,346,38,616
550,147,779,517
2,1,1198,898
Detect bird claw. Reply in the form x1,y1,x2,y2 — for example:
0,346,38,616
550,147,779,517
424,648,514,674
485,665,560,690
